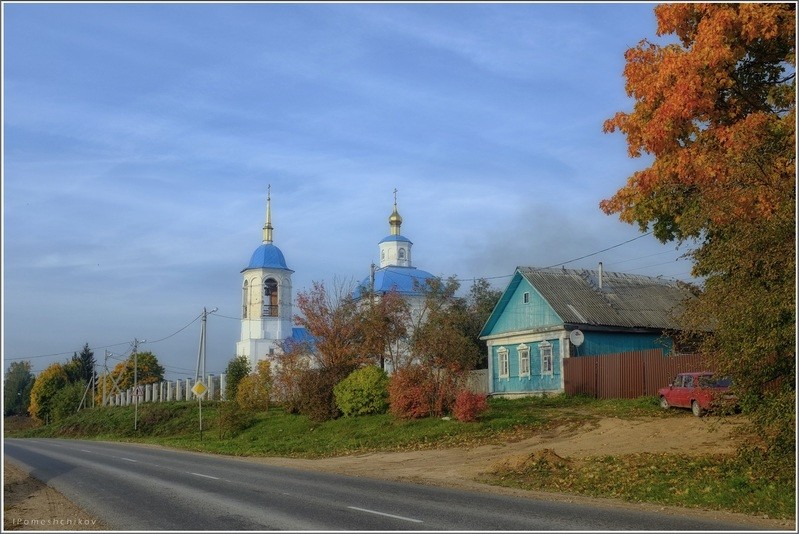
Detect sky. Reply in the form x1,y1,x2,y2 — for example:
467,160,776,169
3,2,697,380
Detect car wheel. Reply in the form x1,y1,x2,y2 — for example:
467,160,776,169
691,400,703,417
659,396,669,409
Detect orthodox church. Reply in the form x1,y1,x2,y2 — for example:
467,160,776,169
353,192,437,302
236,187,309,369
236,189,434,371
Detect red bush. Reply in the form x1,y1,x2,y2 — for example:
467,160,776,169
452,390,488,422
388,366,433,419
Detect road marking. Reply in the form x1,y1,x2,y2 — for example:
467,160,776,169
189,472,220,480
119,457,138,462
347,506,423,523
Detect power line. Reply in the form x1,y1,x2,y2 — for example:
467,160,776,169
544,232,654,269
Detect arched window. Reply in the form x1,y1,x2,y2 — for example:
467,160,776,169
398,248,406,260
262,278,279,317
242,280,249,318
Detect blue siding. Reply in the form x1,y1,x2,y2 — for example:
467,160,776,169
492,339,561,394
488,278,562,336
575,331,673,356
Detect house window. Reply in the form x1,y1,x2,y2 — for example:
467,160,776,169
498,347,509,379
518,345,530,377
262,278,278,317
523,292,530,304
540,341,553,376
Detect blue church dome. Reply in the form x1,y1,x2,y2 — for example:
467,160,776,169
378,234,413,245
243,243,292,272
353,266,437,299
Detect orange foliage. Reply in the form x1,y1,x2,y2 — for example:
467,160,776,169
602,3,795,241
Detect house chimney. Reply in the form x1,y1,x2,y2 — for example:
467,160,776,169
598,262,603,289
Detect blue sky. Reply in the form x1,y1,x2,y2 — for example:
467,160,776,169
3,2,695,380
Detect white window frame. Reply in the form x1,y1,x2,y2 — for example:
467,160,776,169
540,341,553,376
518,344,530,377
497,347,509,379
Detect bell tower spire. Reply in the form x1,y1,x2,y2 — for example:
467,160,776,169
262,184,274,244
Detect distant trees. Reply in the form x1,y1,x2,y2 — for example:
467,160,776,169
4,361,35,417
65,343,96,384
29,363,69,423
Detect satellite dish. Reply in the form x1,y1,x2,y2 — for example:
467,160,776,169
569,329,584,347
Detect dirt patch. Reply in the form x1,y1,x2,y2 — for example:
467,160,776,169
3,460,108,531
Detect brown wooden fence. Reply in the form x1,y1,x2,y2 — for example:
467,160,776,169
563,349,708,399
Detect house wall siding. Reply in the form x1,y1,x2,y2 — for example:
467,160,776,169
491,337,562,394
576,331,673,356
489,278,561,336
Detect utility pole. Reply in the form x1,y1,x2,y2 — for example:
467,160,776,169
194,307,217,441
132,338,145,432
103,350,108,407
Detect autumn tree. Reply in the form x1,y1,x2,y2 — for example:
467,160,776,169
603,3,795,464
409,276,481,416
29,363,69,423
294,278,363,370
4,361,35,417
463,278,503,368
109,351,166,391
272,339,311,412
224,355,251,401
355,288,411,371
236,360,272,412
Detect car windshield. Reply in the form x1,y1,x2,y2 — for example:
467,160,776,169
698,375,732,388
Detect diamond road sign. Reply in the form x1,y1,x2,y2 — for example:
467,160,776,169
191,381,207,397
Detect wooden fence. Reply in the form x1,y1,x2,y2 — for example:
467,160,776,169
563,349,707,399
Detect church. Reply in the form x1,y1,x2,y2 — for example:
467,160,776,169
235,187,310,369
236,189,436,370
352,191,436,304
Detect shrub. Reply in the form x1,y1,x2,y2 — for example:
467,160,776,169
236,360,272,412
224,355,251,401
388,366,433,419
50,381,89,423
334,366,389,417
296,365,354,421
452,390,489,422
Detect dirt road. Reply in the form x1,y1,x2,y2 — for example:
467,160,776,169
4,413,794,531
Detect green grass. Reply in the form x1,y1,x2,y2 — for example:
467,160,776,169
483,449,795,520
6,395,793,520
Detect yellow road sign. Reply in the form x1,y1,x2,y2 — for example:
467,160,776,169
191,381,207,397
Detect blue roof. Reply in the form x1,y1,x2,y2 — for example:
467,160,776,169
378,234,413,245
282,327,315,352
243,243,293,272
353,266,437,299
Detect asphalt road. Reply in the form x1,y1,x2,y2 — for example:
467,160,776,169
5,438,756,531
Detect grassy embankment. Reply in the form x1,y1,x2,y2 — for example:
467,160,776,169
5,395,794,520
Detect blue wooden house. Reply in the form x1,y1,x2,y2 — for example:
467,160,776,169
479,266,696,397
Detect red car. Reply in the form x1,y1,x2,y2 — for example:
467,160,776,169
658,371,735,417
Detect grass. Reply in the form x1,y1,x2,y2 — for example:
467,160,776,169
5,394,794,520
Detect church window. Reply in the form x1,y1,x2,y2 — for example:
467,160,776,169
262,278,279,317
242,280,249,318
398,248,406,260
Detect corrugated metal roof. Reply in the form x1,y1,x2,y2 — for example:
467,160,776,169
518,266,695,330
